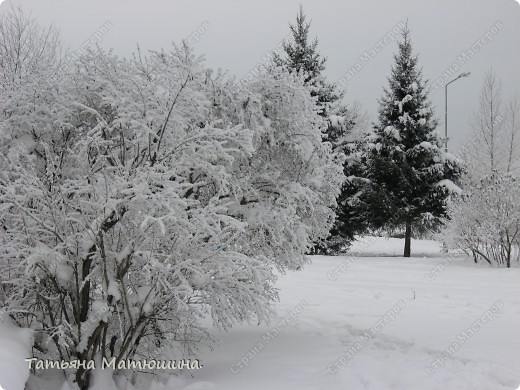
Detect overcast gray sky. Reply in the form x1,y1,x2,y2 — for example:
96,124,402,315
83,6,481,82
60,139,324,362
2,0,519,151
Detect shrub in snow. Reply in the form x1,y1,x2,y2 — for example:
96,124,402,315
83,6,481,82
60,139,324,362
443,172,520,268
0,43,343,389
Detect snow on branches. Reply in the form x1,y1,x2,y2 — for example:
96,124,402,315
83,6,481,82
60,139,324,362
0,44,343,388
442,172,520,268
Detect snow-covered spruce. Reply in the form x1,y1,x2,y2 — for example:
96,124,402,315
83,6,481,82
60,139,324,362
349,25,464,256
272,6,363,254
0,43,344,389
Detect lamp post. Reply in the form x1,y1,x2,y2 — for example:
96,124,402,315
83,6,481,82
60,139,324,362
445,71,471,152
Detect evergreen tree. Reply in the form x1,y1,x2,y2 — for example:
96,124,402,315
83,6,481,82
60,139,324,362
326,139,371,252
366,26,463,257
274,6,363,253
273,5,341,119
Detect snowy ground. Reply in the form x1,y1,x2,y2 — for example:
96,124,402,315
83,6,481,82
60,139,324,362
0,317,33,390
2,237,520,390
169,238,520,390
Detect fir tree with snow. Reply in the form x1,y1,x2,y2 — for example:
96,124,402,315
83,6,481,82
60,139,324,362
273,6,364,253
272,5,361,150
326,142,371,252
273,5,340,119
366,26,463,257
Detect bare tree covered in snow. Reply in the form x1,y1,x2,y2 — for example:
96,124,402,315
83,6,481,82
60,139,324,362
504,93,520,174
443,70,520,268
0,4,61,89
0,43,343,389
462,69,520,177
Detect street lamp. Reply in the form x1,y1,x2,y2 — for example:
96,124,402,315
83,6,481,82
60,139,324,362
445,71,471,152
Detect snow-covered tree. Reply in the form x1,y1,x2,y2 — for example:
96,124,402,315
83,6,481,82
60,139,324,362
462,70,520,177
365,26,463,257
443,71,520,268
322,108,373,253
0,43,343,389
272,5,340,118
273,6,364,253
0,4,61,89
504,94,520,174
0,4,65,180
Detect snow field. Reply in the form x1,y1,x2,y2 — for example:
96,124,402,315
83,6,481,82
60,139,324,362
171,238,520,389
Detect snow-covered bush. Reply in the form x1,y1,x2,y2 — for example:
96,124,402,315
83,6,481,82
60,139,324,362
0,44,343,389
443,70,520,268
443,172,520,268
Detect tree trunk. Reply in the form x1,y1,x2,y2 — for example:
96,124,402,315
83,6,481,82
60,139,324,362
404,222,412,258
75,365,91,390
